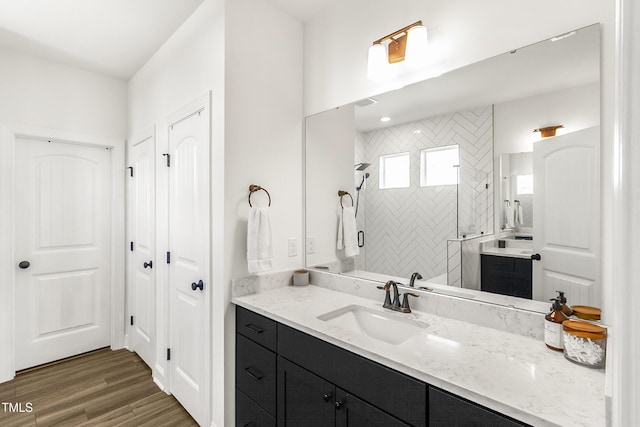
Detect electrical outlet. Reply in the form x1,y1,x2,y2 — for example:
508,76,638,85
307,237,316,254
288,238,298,257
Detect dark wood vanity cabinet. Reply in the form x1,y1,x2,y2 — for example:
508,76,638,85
278,356,407,426
236,306,530,427
429,387,527,427
481,254,532,299
236,307,278,427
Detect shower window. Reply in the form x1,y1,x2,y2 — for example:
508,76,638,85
516,174,533,194
420,145,459,186
379,152,410,189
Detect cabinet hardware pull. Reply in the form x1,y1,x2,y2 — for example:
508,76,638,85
191,280,204,291
245,323,264,334
323,393,333,402
335,400,344,409
244,366,264,381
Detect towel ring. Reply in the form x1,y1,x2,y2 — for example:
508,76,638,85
248,185,271,207
338,190,353,208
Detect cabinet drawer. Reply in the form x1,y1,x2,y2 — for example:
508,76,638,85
236,389,275,427
236,334,276,416
237,306,277,351
278,324,427,426
429,387,530,426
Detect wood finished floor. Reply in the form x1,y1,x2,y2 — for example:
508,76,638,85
0,348,198,427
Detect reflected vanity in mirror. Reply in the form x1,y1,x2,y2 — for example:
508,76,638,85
305,24,601,311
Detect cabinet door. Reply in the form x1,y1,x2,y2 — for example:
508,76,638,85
429,387,528,426
335,388,409,427
277,356,335,427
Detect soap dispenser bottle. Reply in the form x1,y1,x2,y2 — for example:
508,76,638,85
544,298,569,351
556,290,573,317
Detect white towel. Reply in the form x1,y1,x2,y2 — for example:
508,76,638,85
247,207,273,274
515,200,524,225
337,207,359,257
504,200,515,228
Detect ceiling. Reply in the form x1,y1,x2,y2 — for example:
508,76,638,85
0,0,203,80
264,0,339,21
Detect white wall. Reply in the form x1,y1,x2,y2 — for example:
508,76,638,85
306,105,356,267
494,82,600,155
224,1,303,426
0,46,127,137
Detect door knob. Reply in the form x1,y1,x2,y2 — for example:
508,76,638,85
143,261,153,269
18,261,30,269
191,280,204,291
531,253,541,261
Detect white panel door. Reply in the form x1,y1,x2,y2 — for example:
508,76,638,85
14,137,111,370
168,109,210,426
128,135,156,368
533,126,600,305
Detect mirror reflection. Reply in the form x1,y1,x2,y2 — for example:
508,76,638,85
500,152,533,236
305,24,600,310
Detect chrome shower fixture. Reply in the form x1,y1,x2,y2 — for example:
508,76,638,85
354,162,371,171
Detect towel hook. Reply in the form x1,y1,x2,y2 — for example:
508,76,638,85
338,190,354,208
248,185,271,207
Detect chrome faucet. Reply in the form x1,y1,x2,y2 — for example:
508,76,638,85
409,272,423,287
379,280,419,313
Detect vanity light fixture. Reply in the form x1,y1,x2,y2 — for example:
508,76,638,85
367,20,428,80
533,125,564,138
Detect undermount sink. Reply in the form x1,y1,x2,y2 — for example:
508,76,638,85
317,304,428,345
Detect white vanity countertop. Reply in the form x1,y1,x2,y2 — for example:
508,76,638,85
232,285,605,427
482,246,534,259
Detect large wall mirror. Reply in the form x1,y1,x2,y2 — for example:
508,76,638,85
305,24,600,311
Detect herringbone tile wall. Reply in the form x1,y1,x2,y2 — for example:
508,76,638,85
354,105,494,281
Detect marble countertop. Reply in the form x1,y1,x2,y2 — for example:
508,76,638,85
232,285,605,427
482,246,535,259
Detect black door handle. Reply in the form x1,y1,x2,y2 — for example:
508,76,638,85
191,280,204,291
531,253,541,261
144,261,153,269
18,261,30,269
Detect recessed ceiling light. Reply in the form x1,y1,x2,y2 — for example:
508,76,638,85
380,117,391,122
551,31,576,42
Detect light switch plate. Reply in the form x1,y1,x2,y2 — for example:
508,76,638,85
307,237,316,254
288,238,298,257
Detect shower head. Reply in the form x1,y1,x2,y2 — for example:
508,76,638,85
354,162,371,171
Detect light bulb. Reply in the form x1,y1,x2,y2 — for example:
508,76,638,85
405,25,428,66
367,43,393,80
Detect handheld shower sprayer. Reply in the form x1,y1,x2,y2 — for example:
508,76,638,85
356,172,370,191
354,163,371,217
